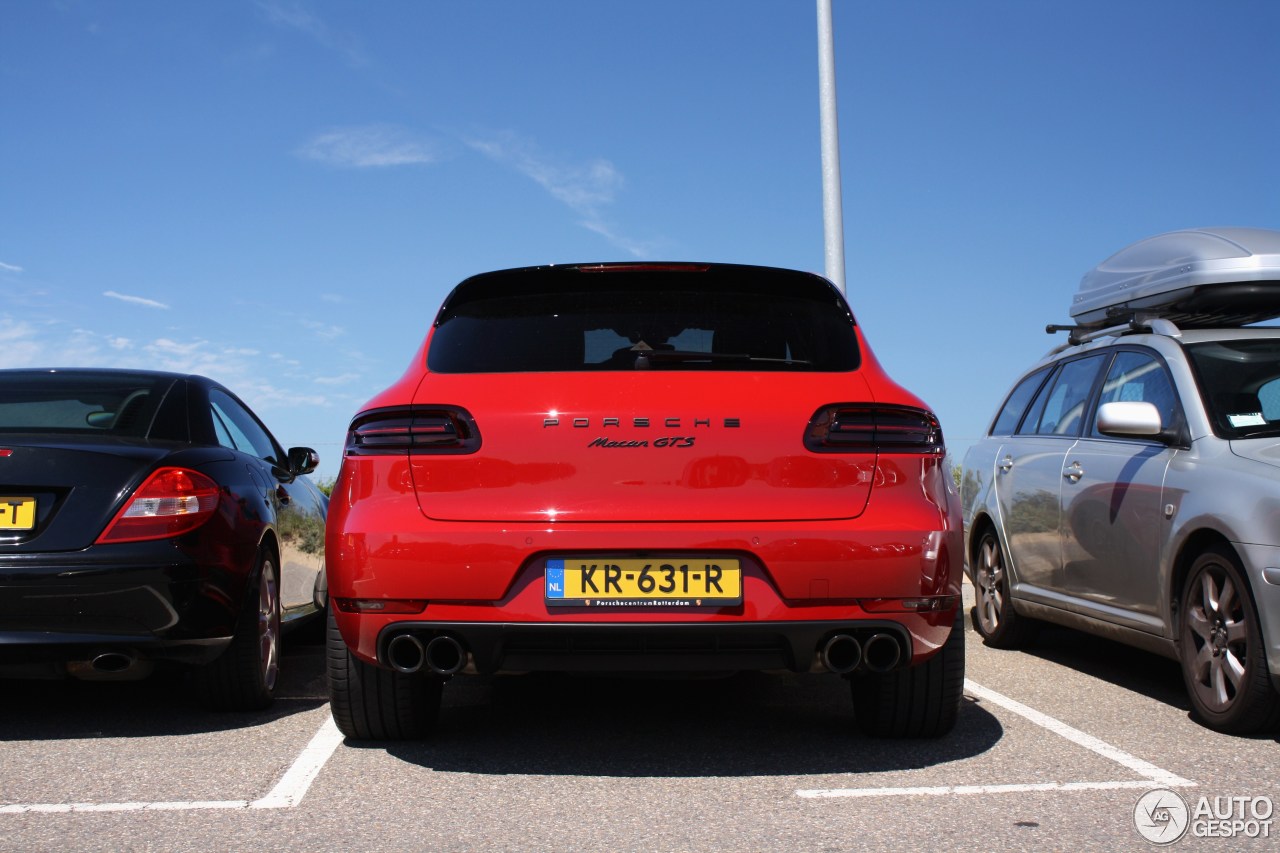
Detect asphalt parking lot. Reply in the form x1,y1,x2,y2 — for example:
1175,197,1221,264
2,587,1278,852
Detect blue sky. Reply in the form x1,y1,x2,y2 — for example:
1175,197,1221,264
3,1,1278,480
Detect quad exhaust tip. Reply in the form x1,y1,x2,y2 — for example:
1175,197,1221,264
862,633,903,673
820,634,862,674
386,634,426,674
819,632,904,674
386,633,467,676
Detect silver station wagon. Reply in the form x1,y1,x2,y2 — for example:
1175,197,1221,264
961,227,1280,734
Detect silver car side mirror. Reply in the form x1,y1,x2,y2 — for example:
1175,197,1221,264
1096,401,1163,437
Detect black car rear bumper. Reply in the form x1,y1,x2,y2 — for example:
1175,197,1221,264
0,543,244,672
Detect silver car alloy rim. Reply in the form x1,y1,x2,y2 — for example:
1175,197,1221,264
258,560,281,692
1185,563,1248,713
976,536,1004,634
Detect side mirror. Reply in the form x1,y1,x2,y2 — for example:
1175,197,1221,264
1096,401,1163,437
287,446,320,476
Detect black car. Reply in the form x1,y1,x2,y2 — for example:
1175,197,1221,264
0,368,327,710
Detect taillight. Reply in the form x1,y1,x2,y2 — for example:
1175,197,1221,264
805,405,944,455
345,407,481,456
96,467,220,544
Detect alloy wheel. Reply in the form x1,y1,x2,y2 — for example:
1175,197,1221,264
975,534,1005,635
1183,561,1248,714
257,559,281,692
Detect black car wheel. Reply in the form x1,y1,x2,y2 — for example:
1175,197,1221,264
193,549,281,711
326,608,443,740
851,611,965,738
971,528,1035,648
1179,545,1280,733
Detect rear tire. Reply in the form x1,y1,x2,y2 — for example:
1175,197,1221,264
1179,545,1280,734
970,528,1036,648
326,609,442,740
192,550,281,711
851,612,965,738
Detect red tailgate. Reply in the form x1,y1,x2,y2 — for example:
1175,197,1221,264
408,371,877,523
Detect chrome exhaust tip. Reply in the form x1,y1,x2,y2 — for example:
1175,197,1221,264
819,634,863,674
386,633,426,674
423,635,466,676
862,633,903,673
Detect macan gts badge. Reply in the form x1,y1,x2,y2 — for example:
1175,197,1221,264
325,261,965,741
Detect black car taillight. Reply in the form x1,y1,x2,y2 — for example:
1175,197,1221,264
96,467,221,544
345,407,481,456
804,405,944,455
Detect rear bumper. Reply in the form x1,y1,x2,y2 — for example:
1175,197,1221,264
374,618,923,675
0,542,247,670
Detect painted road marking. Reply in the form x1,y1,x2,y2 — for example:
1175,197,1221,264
3,678,1195,813
796,678,1195,799
0,716,343,815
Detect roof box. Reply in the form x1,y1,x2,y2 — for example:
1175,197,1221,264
1070,227,1280,328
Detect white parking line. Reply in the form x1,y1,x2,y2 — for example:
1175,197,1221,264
248,716,345,809
796,678,1195,799
3,680,1196,813
0,717,344,815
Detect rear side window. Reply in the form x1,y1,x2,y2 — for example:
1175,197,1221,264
209,389,283,465
989,367,1051,435
426,266,860,373
1018,354,1106,437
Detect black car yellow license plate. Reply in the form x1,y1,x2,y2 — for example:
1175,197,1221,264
0,497,36,530
545,557,742,607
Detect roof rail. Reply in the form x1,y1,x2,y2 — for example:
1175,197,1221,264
1046,316,1183,346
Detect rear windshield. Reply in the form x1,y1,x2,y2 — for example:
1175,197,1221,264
0,371,174,437
426,265,860,373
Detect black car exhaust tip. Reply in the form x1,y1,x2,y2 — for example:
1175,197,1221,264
820,634,863,674
90,651,137,673
386,633,426,674
423,635,467,676
66,650,154,681
862,633,903,673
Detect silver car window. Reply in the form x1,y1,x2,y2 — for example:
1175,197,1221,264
1022,355,1106,437
1090,350,1179,436
990,366,1051,435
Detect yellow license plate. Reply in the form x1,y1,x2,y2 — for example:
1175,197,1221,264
545,557,742,606
0,497,36,530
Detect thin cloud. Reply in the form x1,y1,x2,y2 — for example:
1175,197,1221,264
298,124,439,168
104,291,170,310
0,261,22,274
467,132,622,215
313,372,359,386
466,132,650,257
301,319,345,341
258,0,367,67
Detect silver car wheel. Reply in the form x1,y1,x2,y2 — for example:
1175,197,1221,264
1184,560,1247,714
975,533,1005,635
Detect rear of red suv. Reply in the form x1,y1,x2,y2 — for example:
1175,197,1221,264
326,262,963,739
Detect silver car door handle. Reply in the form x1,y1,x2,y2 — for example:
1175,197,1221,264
999,456,1013,472
1064,461,1084,483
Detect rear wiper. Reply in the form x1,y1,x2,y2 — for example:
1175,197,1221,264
633,350,813,368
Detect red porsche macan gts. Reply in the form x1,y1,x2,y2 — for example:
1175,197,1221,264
326,262,964,739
